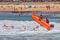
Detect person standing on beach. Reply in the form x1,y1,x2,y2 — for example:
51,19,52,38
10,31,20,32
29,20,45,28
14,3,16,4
46,5,50,10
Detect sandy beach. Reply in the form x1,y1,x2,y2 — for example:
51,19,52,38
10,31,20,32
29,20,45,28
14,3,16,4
0,2,60,12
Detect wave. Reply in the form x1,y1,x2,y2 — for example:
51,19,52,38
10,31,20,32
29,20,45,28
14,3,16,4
0,20,60,36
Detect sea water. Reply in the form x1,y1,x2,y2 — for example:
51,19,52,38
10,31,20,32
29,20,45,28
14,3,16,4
0,12,60,40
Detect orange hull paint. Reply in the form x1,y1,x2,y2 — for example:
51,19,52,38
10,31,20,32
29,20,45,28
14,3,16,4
32,13,52,30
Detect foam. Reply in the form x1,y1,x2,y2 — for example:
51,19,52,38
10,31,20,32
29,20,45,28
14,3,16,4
0,20,60,36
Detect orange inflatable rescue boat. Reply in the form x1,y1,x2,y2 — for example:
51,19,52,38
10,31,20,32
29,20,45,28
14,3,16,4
32,13,53,30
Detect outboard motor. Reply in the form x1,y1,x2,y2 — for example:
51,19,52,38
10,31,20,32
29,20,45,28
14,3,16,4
50,24,54,28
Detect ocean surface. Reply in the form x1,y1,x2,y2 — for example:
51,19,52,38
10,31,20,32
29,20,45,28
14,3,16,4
0,12,60,40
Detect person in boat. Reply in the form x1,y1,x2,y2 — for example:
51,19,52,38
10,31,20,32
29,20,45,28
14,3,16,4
46,17,49,24
39,13,43,20
46,18,54,30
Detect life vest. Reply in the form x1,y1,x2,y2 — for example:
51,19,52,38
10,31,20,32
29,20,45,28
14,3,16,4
46,18,49,24
40,15,43,20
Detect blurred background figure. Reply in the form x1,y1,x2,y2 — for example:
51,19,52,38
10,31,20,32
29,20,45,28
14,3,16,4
0,0,60,2
46,5,50,10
